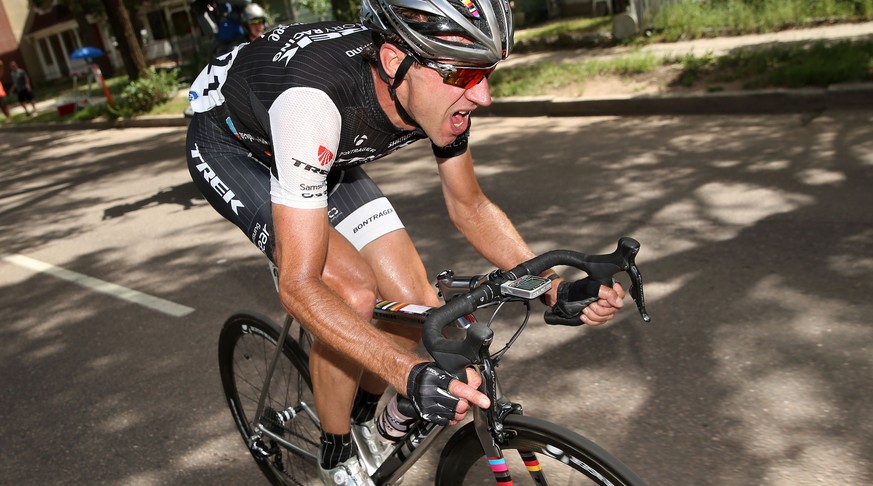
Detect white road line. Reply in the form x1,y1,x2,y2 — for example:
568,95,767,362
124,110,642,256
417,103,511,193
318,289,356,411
2,254,195,317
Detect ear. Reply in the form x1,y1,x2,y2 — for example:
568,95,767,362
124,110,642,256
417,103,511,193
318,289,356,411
378,43,405,79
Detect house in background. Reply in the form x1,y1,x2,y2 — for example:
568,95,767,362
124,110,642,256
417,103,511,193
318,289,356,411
1,0,212,84
0,0,314,85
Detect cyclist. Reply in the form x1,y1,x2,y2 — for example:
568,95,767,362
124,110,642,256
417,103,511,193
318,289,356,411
186,1,625,484
241,3,268,42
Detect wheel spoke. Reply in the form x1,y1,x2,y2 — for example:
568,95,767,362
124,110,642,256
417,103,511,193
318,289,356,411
219,314,321,485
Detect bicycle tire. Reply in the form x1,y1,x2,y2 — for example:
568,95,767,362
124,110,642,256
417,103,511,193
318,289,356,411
435,414,646,486
218,312,321,485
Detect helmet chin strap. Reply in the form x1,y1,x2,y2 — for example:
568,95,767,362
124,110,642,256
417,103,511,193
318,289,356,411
378,54,420,128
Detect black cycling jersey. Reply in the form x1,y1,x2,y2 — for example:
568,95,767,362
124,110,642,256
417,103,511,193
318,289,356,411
186,21,470,258
189,21,469,211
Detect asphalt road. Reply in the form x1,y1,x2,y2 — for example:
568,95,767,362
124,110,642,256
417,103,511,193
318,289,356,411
2,111,872,485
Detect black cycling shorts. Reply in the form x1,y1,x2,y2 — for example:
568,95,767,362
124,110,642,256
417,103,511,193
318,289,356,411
186,110,405,262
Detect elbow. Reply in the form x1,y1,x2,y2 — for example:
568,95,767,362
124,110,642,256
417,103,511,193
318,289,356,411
277,263,378,321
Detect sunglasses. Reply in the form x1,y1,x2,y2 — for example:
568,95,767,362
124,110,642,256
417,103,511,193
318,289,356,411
420,58,497,89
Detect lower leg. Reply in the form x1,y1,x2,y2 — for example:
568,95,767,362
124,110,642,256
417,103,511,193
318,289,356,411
312,339,361,468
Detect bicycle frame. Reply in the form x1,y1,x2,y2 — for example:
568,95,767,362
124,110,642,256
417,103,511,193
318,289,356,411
229,238,651,485
253,266,531,485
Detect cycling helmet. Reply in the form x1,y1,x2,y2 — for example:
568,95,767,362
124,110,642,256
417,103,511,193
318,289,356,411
242,3,267,24
360,0,514,66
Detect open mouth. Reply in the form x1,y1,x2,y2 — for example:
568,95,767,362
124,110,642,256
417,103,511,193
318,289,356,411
451,110,470,133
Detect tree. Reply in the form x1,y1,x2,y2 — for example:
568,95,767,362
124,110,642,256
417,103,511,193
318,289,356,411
331,0,361,22
30,0,148,80
100,0,148,80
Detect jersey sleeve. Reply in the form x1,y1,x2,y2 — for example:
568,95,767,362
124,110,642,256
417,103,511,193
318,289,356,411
268,87,342,209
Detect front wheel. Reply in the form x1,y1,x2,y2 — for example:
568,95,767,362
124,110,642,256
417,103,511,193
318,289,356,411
218,312,321,485
436,414,646,486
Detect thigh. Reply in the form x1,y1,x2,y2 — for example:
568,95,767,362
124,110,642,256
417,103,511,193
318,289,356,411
327,166,405,252
327,167,436,303
187,112,276,259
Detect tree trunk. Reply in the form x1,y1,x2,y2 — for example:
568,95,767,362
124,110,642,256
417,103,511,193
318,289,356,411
101,0,147,80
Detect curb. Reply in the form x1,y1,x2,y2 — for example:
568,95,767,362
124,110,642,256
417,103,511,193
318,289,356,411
478,83,873,117
3,114,190,132
4,83,872,132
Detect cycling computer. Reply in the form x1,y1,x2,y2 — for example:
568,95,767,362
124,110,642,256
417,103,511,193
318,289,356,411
501,275,552,299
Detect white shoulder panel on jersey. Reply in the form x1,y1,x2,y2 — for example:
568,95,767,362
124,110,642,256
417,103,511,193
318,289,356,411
269,87,342,209
188,46,243,113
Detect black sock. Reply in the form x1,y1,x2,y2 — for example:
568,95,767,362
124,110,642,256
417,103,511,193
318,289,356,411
351,388,382,424
320,432,356,469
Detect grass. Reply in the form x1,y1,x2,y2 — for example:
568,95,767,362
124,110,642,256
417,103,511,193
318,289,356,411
653,0,873,41
514,16,613,43
490,52,662,97
35,73,130,104
490,38,873,97
681,39,873,89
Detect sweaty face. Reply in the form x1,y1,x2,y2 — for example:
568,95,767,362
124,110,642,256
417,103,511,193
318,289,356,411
400,57,493,148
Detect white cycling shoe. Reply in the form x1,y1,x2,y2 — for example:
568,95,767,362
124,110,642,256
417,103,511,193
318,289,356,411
319,455,374,486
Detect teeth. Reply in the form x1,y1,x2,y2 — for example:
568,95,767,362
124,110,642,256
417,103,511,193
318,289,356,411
453,111,469,127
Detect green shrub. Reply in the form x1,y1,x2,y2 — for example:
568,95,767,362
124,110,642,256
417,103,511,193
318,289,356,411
652,0,873,41
108,68,180,118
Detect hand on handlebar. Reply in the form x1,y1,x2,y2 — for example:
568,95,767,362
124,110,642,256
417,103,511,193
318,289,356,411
545,277,625,326
580,281,625,325
407,362,490,426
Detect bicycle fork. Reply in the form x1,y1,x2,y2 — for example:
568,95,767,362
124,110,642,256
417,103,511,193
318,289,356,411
475,347,548,486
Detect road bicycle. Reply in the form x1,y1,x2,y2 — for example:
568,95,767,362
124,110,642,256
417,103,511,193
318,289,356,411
218,237,652,485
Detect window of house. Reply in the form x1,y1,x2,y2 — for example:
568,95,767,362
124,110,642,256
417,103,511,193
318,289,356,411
171,10,193,36
147,10,170,40
39,37,55,66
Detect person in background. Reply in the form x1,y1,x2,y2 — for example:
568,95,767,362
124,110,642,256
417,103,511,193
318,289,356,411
9,61,37,117
241,3,268,42
0,60,11,123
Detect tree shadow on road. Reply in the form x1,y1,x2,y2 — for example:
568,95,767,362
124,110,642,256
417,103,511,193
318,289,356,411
372,111,873,484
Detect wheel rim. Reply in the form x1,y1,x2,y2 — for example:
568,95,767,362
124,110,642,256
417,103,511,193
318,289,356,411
224,321,321,485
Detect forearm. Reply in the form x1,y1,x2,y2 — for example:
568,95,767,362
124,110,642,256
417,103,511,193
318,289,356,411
449,196,536,270
278,275,423,394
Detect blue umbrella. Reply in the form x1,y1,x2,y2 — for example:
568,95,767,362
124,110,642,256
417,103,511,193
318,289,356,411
69,46,105,60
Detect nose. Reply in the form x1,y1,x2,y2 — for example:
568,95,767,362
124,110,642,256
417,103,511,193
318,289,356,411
465,78,492,106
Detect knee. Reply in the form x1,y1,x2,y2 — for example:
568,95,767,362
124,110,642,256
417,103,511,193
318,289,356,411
326,264,377,319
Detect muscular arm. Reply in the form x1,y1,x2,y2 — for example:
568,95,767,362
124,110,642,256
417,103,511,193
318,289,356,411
437,148,624,324
437,148,537,270
272,203,420,394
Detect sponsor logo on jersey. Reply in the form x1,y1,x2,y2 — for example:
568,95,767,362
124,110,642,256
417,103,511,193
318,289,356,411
299,181,328,199
188,91,199,101
339,134,377,159
388,132,418,149
251,222,270,253
353,208,395,234
190,144,245,215
270,24,367,66
318,145,334,166
293,158,329,175
345,44,370,58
